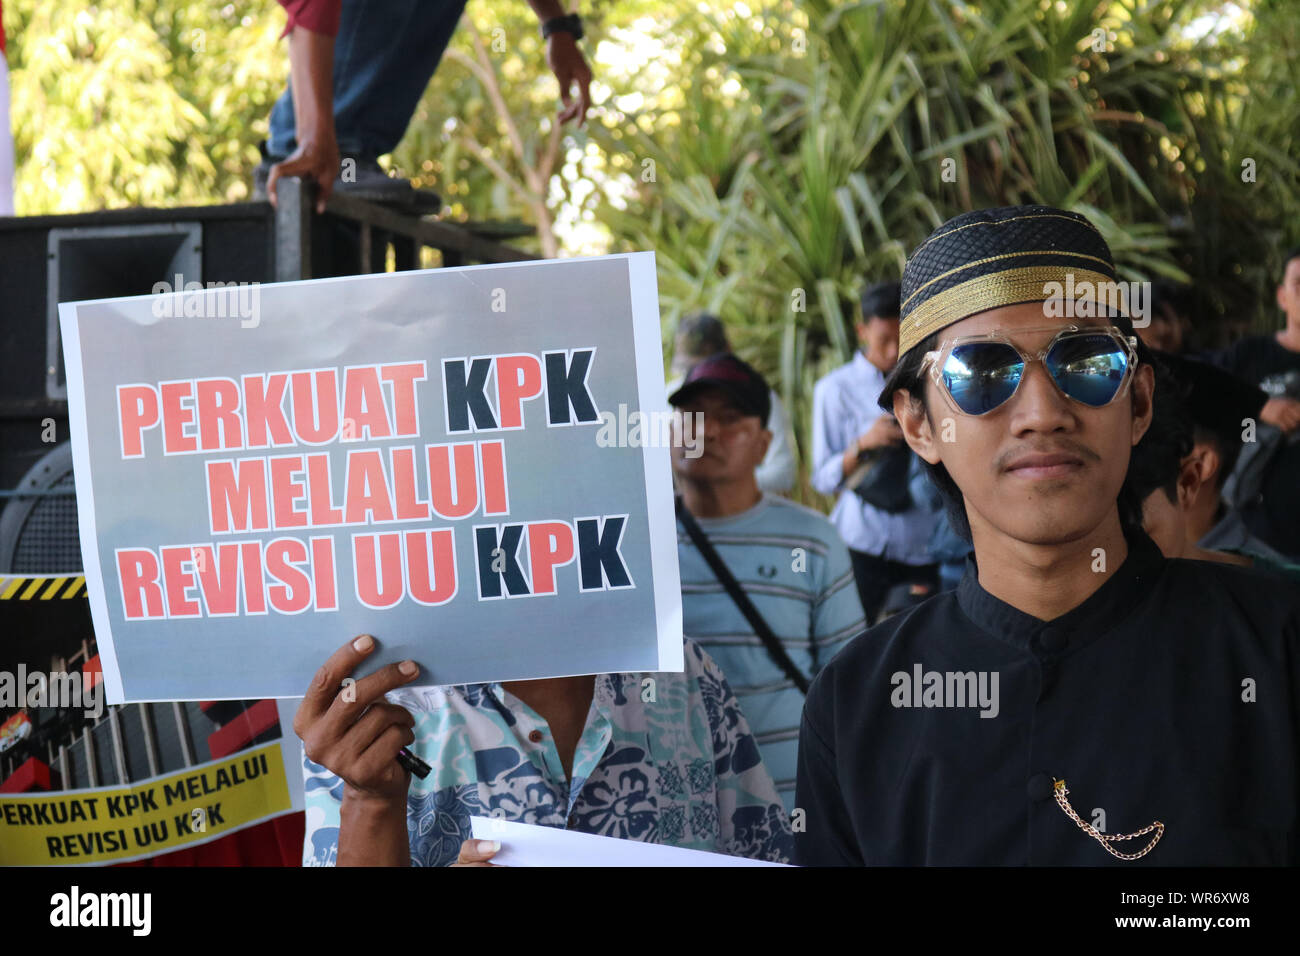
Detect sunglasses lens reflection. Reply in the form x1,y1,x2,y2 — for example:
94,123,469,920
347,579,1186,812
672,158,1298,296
942,343,1023,414
940,334,1128,415
1045,334,1129,407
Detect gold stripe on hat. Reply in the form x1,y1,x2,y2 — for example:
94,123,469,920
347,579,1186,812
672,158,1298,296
899,266,1120,357
901,249,1116,314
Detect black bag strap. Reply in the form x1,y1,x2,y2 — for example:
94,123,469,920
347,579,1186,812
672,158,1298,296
675,496,810,695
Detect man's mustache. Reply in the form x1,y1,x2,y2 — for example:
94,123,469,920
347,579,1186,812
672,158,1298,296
994,439,1100,473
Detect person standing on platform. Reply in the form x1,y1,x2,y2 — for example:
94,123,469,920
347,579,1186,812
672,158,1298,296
259,0,593,212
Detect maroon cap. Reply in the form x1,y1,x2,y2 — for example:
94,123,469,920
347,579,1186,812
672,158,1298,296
668,353,771,427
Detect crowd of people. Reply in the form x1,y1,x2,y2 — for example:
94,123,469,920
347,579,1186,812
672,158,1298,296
296,205,1300,867
267,1,1300,869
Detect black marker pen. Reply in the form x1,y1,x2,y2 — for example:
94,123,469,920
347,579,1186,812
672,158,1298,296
396,746,431,779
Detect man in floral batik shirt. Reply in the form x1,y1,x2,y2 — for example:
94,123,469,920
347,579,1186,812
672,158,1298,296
302,638,793,866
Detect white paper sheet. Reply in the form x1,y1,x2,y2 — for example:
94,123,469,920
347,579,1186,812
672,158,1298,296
469,816,791,867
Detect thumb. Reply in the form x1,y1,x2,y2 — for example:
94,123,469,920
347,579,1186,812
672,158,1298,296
316,174,334,214
457,838,500,863
266,166,281,209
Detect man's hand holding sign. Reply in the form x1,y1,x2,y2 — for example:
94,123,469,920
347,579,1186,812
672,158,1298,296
292,634,419,867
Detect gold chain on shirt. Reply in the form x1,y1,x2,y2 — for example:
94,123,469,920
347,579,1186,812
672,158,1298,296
1053,779,1165,861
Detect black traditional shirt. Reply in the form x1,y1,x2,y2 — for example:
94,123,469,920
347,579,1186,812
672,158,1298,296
795,527,1300,865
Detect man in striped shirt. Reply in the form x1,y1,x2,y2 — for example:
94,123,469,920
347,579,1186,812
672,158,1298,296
669,354,866,810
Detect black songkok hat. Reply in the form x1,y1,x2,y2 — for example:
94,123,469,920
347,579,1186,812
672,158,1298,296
899,205,1119,358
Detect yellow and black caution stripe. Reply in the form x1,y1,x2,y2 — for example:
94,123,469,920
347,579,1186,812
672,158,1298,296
0,575,87,600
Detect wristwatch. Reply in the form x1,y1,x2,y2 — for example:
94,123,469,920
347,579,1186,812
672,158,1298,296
541,13,584,40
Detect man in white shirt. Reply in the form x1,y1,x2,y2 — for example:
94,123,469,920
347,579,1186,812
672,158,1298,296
810,281,939,621
667,313,797,494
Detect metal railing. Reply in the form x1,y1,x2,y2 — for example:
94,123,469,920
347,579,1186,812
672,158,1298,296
272,177,540,281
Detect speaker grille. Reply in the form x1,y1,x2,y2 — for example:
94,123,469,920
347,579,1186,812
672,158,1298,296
10,475,82,573
0,443,84,573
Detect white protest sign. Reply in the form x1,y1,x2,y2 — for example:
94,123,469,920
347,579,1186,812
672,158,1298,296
59,252,683,703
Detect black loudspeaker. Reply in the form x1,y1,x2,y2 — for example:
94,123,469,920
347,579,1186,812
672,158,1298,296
0,440,93,672
0,440,80,574
44,222,203,400
0,203,276,495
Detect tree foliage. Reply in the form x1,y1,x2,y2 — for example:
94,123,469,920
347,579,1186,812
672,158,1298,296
585,0,1300,497
5,0,1298,502
6,1,284,209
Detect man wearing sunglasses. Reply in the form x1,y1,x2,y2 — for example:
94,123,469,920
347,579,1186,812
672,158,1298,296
794,205,1300,865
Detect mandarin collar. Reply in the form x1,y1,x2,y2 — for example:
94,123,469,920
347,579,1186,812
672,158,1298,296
955,526,1167,657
